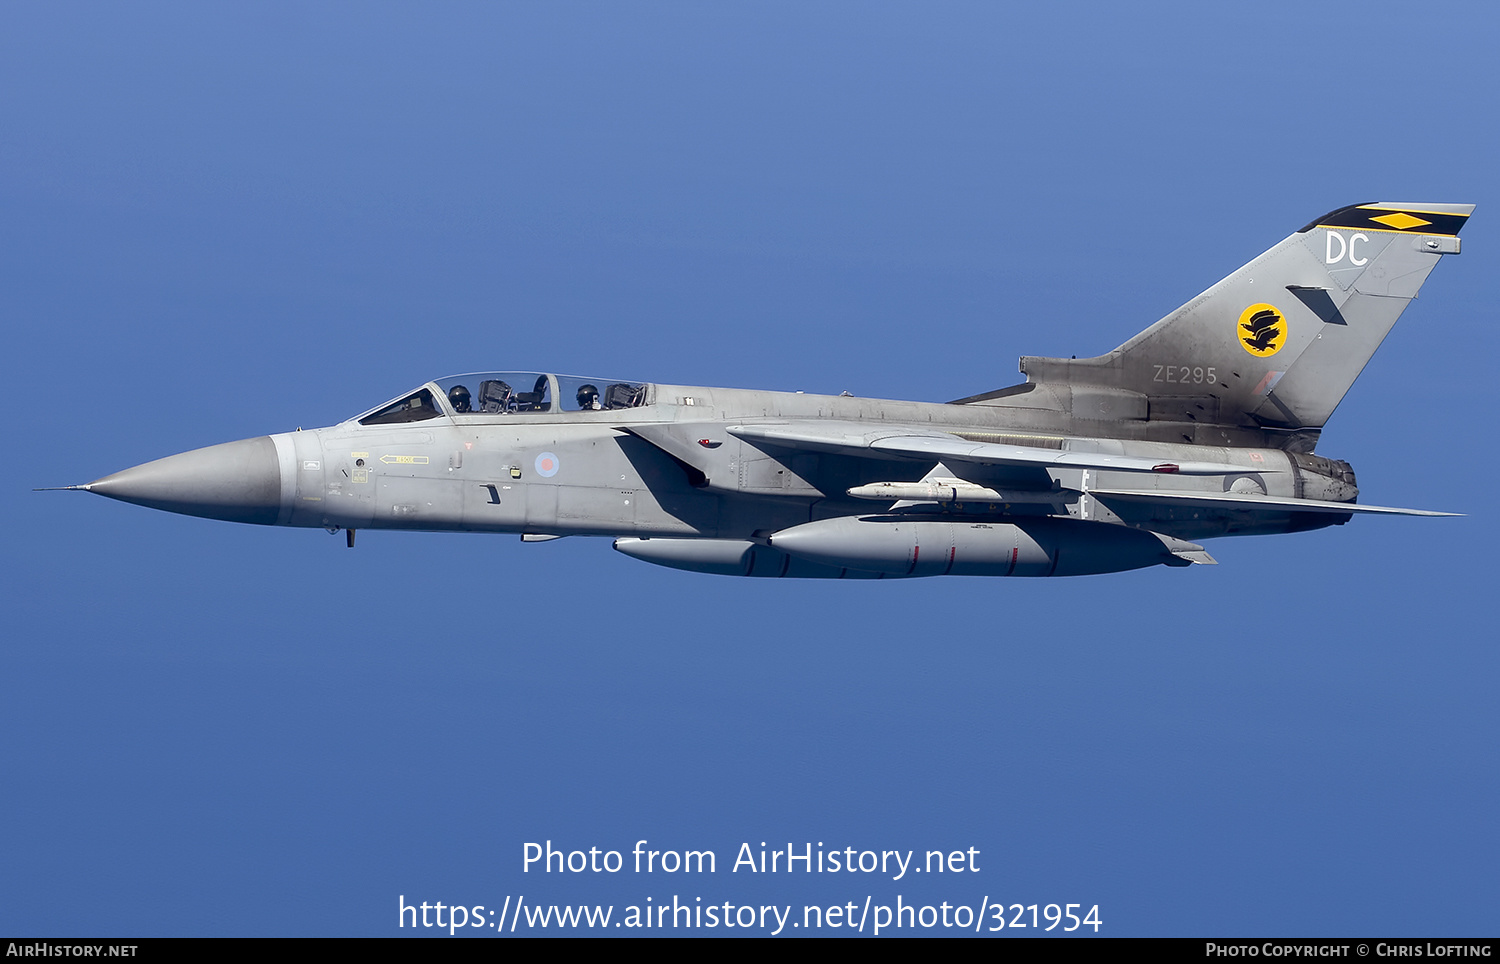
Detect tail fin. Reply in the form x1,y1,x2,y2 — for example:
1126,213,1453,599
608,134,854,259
1014,202,1473,447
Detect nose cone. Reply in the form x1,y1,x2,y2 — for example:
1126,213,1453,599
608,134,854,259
86,436,284,526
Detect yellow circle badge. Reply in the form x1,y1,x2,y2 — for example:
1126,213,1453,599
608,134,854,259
1237,303,1287,357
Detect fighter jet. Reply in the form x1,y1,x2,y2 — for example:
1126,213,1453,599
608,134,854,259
50,202,1470,578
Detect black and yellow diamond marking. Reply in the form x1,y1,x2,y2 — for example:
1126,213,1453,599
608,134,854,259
1302,203,1469,237
1368,211,1432,231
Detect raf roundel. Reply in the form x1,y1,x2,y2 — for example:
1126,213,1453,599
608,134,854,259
1237,303,1287,357
534,452,560,478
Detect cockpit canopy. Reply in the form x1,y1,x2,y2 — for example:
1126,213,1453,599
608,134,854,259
356,372,649,426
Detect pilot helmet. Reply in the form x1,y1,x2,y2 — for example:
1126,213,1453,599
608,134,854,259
448,384,472,412
576,384,600,409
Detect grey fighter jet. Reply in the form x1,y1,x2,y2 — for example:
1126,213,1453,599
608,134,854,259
54,202,1471,578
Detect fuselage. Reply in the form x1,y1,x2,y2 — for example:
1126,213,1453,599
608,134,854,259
86,374,1358,547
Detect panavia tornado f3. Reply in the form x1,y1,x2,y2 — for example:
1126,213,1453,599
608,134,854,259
54,202,1471,578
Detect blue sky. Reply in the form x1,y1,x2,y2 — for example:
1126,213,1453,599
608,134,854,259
4,2,1497,936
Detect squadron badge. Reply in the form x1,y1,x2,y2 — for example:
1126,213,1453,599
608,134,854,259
1237,303,1287,357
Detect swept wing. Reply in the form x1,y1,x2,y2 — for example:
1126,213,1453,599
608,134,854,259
1090,489,1457,518
728,422,1254,476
